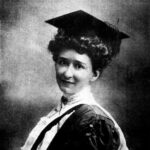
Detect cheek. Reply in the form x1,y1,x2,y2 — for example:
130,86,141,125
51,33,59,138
75,71,93,83
55,65,64,76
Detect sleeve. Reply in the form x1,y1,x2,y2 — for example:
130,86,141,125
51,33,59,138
76,114,120,150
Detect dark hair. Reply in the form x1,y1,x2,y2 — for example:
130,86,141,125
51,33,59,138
48,29,121,74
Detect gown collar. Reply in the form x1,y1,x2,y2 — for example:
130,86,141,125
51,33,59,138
60,86,97,109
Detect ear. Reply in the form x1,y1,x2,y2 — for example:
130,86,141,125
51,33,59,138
90,70,101,82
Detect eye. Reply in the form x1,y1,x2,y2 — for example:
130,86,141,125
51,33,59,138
57,58,68,66
74,63,84,70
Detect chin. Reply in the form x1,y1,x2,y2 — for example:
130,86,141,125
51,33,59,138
59,86,74,95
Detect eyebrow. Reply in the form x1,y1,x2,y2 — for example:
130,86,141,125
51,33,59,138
59,57,87,66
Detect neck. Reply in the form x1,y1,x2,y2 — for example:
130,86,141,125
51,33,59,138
61,85,96,107
63,86,91,99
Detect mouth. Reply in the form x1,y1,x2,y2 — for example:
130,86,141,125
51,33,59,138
60,79,75,84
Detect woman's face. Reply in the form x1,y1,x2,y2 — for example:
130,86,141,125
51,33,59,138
55,49,99,95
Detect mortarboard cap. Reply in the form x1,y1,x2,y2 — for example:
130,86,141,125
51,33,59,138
45,10,129,40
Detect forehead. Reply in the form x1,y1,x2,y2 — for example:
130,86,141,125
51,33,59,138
58,49,92,65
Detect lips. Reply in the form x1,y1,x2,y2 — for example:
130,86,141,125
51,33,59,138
60,79,75,84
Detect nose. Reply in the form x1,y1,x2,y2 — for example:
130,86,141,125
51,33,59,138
63,65,73,79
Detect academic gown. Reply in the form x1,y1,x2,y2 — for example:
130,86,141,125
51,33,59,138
22,87,128,150
32,104,120,150
49,104,120,150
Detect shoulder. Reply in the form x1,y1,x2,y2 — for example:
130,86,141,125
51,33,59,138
67,104,120,149
73,104,115,127
68,104,118,137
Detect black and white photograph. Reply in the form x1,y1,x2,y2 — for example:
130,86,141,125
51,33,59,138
1,0,150,150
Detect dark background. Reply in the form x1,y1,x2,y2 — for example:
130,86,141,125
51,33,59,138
0,0,150,149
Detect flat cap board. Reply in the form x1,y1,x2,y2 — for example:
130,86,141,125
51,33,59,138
45,10,129,40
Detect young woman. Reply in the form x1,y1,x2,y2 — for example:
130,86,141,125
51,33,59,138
21,10,129,150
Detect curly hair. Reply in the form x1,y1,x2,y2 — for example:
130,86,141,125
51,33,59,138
48,29,121,74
